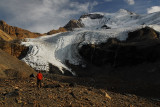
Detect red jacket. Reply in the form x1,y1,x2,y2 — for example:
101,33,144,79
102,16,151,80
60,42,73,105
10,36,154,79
37,73,43,80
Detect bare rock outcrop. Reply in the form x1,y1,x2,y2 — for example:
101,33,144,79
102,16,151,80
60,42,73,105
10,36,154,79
79,27,160,67
64,19,84,31
127,26,159,42
46,27,67,35
0,29,13,41
0,39,28,58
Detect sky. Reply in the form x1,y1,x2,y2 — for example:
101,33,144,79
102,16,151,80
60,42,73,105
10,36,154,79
0,0,160,33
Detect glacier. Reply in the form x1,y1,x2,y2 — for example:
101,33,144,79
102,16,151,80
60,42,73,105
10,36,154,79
21,9,160,75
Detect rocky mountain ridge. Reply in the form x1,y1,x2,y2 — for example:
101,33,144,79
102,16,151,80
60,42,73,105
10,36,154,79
0,20,43,40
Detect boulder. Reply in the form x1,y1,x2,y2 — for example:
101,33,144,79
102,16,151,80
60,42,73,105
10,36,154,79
69,82,77,87
101,25,111,29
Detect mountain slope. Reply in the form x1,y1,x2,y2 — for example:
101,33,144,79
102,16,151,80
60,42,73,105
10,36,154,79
0,20,43,40
0,29,13,41
0,49,36,78
21,9,160,74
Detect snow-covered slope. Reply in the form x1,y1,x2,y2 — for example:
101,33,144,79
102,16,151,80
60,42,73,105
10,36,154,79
21,9,160,75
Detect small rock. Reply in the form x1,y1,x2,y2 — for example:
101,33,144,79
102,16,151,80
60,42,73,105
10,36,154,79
70,92,77,99
15,98,22,104
30,73,35,78
100,89,111,100
69,83,77,87
5,90,20,97
101,25,111,29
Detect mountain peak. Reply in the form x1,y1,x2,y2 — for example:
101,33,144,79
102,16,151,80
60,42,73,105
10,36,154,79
117,9,136,15
64,19,84,31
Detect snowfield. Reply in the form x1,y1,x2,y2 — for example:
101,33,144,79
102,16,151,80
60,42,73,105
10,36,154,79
21,9,160,75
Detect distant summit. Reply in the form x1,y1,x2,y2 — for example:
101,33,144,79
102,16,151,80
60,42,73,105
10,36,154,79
117,9,137,15
80,13,104,19
64,19,84,31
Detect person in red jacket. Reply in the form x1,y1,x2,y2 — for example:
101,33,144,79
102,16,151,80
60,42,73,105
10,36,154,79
37,71,43,88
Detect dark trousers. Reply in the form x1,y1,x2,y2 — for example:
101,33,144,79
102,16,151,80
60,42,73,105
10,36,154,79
37,79,42,88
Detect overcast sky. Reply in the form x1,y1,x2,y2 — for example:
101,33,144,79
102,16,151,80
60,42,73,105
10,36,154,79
0,0,160,33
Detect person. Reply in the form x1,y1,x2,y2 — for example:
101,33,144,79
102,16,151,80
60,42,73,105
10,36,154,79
37,71,43,88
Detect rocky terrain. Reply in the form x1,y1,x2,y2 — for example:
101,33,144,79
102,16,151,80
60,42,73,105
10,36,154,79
0,74,159,107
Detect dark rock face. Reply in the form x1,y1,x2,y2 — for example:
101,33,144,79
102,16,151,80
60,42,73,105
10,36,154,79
79,27,160,67
101,25,111,29
64,19,84,31
127,27,159,42
80,14,104,19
